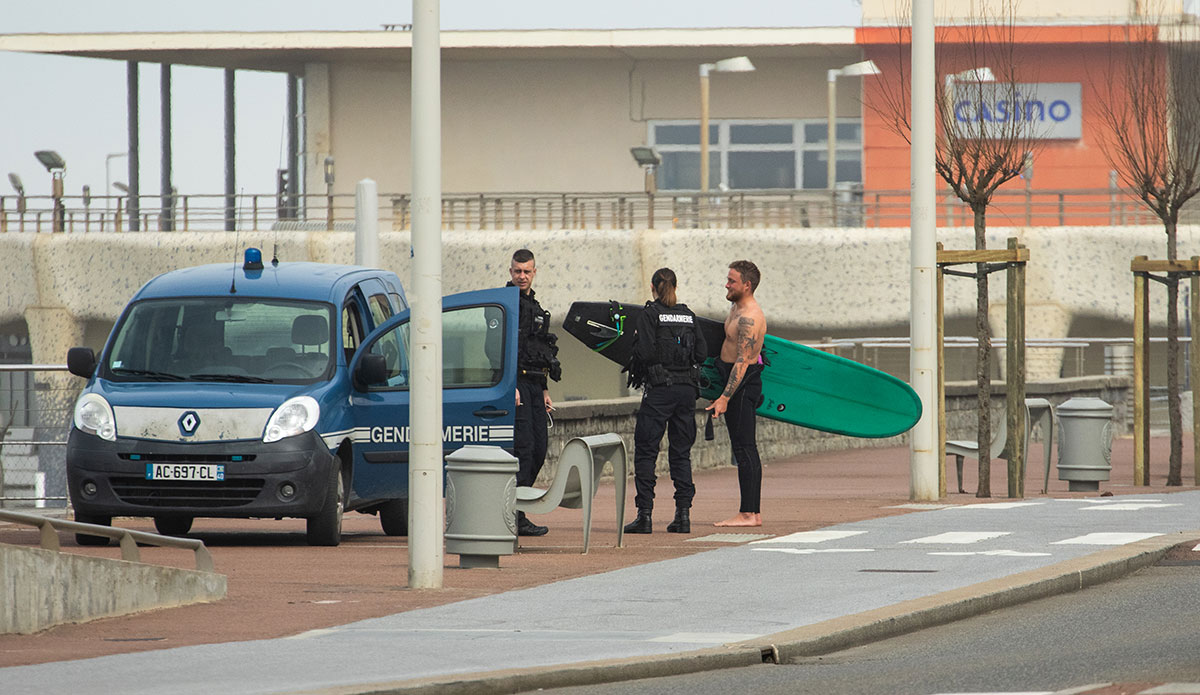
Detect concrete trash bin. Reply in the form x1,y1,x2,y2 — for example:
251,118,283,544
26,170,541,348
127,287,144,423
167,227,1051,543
1056,397,1114,492
444,445,518,568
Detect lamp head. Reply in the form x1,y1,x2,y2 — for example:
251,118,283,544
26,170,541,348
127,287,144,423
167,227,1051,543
35,150,66,172
841,60,881,78
8,173,24,195
950,67,995,84
630,147,661,167
113,182,129,194
700,55,755,77
714,56,755,73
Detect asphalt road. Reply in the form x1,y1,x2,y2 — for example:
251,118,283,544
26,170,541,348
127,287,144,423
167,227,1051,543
543,560,1200,695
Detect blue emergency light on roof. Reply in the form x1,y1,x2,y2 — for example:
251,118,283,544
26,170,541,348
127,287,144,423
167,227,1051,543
243,247,264,271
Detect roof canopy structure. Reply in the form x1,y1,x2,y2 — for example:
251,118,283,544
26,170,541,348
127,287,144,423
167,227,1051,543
0,27,857,72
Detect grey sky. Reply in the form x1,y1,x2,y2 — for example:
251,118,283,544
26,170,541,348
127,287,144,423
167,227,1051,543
0,1,861,202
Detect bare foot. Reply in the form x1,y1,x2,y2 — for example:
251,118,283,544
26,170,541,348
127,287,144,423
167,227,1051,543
714,512,761,527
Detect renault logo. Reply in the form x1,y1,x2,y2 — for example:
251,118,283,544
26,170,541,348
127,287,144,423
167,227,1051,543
178,411,201,436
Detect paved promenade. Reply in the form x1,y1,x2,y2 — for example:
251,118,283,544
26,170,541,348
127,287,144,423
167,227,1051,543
1,435,1197,694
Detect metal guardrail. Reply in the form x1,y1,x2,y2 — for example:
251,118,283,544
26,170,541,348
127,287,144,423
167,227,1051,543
0,187,1193,233
0,509,215,572
1,364,71,507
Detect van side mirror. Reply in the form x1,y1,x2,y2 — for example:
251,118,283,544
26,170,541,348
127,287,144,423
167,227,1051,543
355,353,388,389
67,347,97,378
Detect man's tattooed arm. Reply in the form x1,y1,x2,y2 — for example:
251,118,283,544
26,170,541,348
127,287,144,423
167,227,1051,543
721,316,756,398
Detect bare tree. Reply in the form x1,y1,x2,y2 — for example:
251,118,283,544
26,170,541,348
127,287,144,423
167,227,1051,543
870,0,1044,496
1094,6,1200,486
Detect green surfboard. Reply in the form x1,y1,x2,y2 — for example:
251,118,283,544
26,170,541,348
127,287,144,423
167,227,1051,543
563,300,922,438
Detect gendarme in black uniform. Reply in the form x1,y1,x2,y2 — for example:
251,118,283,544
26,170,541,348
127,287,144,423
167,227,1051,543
510,282,561,492
626,299,707,533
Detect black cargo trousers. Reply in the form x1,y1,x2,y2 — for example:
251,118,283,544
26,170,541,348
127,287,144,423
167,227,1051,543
632,382,698,511
514,374,549,487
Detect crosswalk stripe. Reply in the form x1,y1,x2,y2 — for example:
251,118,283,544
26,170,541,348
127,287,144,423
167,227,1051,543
927,691,1053,695
751,530,867,544
752,547,876,555
928,550,1052,557
1052,532,1162,545
1081,503,1182,511
903,531,1010,544
944,502,1045,510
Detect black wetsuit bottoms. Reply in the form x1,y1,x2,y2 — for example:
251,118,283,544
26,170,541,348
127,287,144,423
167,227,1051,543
632,383,698,511
515,375,549,487
717,359,764,514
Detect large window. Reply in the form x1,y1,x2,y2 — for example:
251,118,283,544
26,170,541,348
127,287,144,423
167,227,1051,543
104,298,333,383
365,304,507,390
649,119,863,191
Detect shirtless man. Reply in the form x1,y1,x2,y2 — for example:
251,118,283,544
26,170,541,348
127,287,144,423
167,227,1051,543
705,260,767,527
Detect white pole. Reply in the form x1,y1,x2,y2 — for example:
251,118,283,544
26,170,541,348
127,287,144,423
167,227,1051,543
354,179,379,267
699,66,711,194
409,0,444,588
827,69,838,201
910,0,939,501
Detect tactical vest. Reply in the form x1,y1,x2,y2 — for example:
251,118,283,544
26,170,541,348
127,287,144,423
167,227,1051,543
643,300,699,387
516,287,562,381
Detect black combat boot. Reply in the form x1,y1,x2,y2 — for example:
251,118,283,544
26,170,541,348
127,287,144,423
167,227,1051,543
666,506,690,534
623,509,653,534
517,511,548,537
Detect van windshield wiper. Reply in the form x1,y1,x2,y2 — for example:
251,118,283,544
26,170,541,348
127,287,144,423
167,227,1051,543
110,367,186,381
189,373,275,384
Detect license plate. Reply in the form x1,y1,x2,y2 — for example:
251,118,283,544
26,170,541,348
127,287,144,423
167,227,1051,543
145,463,225,481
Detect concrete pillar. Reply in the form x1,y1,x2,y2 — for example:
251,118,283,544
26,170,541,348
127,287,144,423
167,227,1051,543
990,302,1071,382
23,307,87,504
304,63,332,214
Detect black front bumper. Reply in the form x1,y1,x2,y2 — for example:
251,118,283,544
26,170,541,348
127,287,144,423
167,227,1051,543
67,429,337,519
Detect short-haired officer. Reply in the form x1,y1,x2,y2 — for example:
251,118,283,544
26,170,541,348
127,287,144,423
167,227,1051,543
624,268,708,534
508,248,561,537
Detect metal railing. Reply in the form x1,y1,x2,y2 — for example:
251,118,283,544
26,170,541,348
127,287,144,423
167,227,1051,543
0,187,1191,233
0,509,214,572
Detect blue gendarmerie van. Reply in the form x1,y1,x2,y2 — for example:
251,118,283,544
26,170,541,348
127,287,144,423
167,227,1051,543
65,248,518,546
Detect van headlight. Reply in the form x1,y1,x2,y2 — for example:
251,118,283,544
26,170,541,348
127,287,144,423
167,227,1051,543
74,393,116,441
263,396,320,443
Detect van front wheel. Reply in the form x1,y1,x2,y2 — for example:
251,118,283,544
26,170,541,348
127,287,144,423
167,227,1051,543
74,513,112,546
306,465,344,546
154,516,194,536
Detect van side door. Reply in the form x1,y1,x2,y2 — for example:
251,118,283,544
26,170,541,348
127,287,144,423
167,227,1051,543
346,286,519,502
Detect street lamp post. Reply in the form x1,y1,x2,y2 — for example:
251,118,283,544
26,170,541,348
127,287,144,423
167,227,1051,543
630,146,660,229
113,181,129,233
7,173,25,233
698,56,755,195
827,59,881,225
35,150,67,233
324,156,335,231
82,185,91,233
105,152,127,216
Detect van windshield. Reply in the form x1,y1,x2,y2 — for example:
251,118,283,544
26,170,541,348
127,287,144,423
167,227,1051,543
103,298,334,384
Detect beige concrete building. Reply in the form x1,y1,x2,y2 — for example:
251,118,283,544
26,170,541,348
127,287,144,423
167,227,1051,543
0,28,870,203
0,12,1194,397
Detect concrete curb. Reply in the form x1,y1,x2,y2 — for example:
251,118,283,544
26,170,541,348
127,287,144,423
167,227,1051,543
291,645,768,695
761,530,1200,661
289,530,1200,695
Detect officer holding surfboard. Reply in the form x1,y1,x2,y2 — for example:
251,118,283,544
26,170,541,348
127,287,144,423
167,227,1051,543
623,268,708,534
706,260,767,528
508,248,562,537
